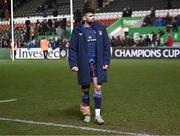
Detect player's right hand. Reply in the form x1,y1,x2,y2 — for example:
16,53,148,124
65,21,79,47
71,66,79,72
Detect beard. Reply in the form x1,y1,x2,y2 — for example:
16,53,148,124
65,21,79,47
86,19,94,25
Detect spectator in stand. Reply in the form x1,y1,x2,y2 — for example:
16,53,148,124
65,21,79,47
97,0,104,9
123,36,129,47
156,34,161,46
111,36,117,47
56,23,65,36
25,23,30,42
152,32,157,46
164,13,172,25
127,36,135,47
122,6,132,17
158,30,165,37
42,9,48,18
137,35,145,46
150,7,155,17
50,38,57,50
74,9,82,26
116,36,122,46
4,8,9,20
127,6,132,17
144,35,151,46
19,31,25,47
60,38,69,49
28,36,36,49
30,23,35,40
36,21,43,35
54,19,60,28
120,36,126,47
122,8,128,17
172,17,178,32
155,17,163,27
176,15,180,26
150,7,156,20
111,36,120,47
25,17,30,27
47,19,53,32
52,7,58,17
2,39,8,48
0,4,3,21
41,21,48,34
37,5,43,12
142,15,153,27
3,0,9,20
166,34,173,47
40,36,49,59
163,13,172,32
61,18,67,30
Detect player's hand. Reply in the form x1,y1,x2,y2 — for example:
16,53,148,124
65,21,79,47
103,65,109,70
71,66,79,72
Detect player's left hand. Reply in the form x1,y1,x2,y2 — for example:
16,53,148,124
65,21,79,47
103,65,109,70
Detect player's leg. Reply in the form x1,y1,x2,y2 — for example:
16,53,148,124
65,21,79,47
14,51,16,59
43,51,46,59
45,50,48,59
80,85,91,122
92,77,104,125
81,85,90,107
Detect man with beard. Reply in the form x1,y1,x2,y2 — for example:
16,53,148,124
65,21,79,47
68,8,111,125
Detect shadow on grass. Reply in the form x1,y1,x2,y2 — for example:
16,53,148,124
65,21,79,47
46,105,81,121
61,105,81,119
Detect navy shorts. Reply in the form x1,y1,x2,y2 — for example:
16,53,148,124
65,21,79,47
81,60,101,89
89,61,97,78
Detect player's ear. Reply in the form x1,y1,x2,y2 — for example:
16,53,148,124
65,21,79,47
82,16,86,22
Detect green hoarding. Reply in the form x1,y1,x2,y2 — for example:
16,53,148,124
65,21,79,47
107,17,142,35
129,26,180,44
121,17,142,27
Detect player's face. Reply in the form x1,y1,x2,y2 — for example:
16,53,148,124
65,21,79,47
84,13,95,25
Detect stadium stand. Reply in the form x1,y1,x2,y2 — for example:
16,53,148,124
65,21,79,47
0,0,180,48
101,0,180,12
13,0,85,17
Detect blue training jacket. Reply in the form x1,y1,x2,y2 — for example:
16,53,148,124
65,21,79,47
68,21,111,85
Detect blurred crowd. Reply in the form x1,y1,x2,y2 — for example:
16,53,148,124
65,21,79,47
110,30,173,47
0,0,58,20
0,18,68,48
0,0,29,20
0,0,179,48
143,8,180,33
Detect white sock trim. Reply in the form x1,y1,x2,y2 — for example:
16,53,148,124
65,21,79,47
95,109,101,117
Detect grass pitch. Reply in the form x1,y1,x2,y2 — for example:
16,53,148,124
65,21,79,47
0,59,180,135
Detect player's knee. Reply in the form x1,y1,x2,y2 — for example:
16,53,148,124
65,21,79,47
82,88,89,94
94,85,101,91
81,85,90,94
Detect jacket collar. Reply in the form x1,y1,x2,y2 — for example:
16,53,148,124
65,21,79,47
76,21,99,32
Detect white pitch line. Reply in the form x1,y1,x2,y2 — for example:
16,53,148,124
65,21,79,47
0,117,151,136
0,99,17,103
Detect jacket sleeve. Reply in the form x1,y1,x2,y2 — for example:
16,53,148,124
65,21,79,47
103,27,111,66
68,29,78,69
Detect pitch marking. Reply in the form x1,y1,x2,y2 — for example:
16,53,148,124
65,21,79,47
0,117,151,135
0,99,17,103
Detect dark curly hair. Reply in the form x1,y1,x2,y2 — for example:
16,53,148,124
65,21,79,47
82,7,95,15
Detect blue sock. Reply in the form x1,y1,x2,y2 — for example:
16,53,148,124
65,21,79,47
82,93,89,106
93,91,102,109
